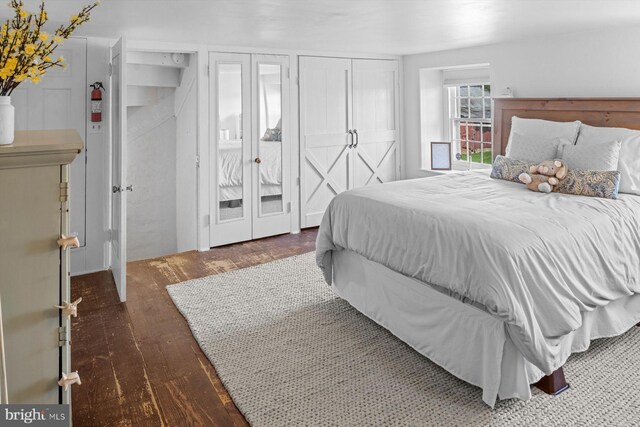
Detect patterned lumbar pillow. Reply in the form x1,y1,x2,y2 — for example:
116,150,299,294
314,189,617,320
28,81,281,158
556,169,621,199
490,155,536,182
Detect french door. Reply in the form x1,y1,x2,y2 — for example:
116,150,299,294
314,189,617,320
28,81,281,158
209,53,291,246
299,57,399,228
209,53,252,246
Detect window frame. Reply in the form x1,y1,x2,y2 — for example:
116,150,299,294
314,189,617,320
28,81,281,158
443,83,493,170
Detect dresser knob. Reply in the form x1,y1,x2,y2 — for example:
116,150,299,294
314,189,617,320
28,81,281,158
58,371,81,391
57,234,79,250
56,298,82,319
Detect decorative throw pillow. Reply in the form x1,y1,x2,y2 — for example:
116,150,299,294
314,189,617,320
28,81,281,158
262,127,282,141
556,170,620,199
576,123,640,195
506,132,567,163
505,116,581,156
490,155,536,183
560,140,621,171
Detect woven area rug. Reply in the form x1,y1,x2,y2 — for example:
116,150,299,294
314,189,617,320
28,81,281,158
167,252,640,426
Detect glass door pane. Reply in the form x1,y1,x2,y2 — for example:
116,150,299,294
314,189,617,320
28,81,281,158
217,63,244,221
257,63,283,216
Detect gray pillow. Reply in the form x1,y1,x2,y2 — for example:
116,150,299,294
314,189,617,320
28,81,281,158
506,132,567,163
561,140,621,171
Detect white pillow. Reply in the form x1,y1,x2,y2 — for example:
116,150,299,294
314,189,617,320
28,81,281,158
561,140,621,171
505,117,581,157
507,132,566,163
576,124,640,195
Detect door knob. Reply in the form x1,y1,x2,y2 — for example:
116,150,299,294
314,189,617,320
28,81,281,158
126,185,133,192
112,186,122,193
255,157,262,164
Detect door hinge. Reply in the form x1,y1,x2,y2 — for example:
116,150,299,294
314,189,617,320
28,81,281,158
108,62,113,77
58,326,69,347
107,229,112,242
196,155,200,168
296,177,300,186
287,202,291,213
286,68,290,79
59,182,69,202
207,64,211,77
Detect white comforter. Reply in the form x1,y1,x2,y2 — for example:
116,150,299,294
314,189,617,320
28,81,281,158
316,171,640,374
219,140,282,187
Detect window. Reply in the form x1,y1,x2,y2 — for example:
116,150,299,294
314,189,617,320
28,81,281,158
448,84,492,167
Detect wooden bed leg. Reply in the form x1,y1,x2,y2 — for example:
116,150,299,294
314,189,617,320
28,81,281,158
534,367,570,395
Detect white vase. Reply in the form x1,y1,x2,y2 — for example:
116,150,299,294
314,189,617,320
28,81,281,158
0,96,15,145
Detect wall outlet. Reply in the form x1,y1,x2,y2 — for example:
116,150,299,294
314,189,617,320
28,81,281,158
89,123,103,133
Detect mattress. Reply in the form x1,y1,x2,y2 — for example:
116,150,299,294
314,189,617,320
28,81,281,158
316,171,640,374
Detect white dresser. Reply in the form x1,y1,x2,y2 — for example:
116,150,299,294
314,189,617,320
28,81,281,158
0,130,82,405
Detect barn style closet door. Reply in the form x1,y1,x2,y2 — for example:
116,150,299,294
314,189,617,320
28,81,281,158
299,56,353,228
209,53,253,246
351,59,400,187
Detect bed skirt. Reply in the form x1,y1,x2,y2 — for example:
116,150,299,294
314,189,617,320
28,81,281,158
331,249,640,407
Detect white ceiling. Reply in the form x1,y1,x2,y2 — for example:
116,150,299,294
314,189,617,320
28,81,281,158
6,0,640,55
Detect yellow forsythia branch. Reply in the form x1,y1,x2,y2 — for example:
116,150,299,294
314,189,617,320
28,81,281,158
0,0,100,95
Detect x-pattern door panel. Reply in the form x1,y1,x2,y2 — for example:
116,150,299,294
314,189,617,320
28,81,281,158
299,57,352,227
352,60,399,188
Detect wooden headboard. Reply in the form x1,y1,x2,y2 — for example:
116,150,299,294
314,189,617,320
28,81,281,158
493,98,640,157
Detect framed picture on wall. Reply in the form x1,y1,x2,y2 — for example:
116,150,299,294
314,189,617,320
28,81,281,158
431,142,452,170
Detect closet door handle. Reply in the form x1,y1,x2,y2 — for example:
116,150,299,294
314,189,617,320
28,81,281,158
347,130,353,148
112,186,122,193
353,129,359,148
255,157,262,164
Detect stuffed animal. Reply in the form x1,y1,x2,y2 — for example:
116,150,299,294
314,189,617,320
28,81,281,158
518,159,568,193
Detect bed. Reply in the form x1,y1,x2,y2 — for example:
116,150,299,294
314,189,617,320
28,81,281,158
218,139,282,201
316,98,640,407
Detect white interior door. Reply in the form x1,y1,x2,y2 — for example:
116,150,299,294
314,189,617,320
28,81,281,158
299,56,353,228
110,37,127,302
12,38,87,246
352,59,400,187
251,54,291,239
209,53,252,246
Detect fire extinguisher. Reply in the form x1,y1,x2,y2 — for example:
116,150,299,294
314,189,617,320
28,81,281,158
90,82,105,122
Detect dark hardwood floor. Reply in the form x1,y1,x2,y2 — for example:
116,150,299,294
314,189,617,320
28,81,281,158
71,229,318,426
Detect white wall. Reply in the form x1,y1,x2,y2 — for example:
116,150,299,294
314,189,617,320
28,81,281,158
175,55,199,253
71,37,111,275
126,90,177,261
403,25,640,179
